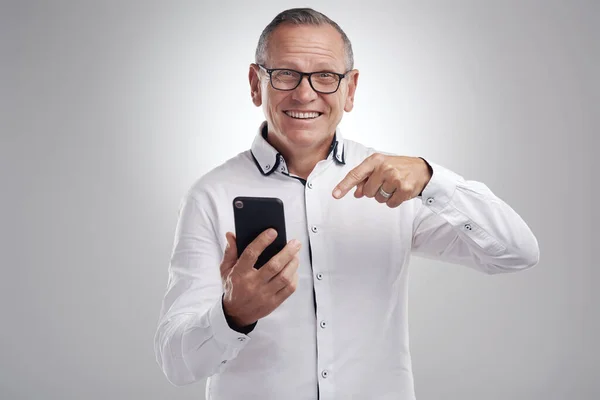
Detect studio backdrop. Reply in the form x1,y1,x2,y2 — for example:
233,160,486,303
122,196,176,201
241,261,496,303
1,1,597,400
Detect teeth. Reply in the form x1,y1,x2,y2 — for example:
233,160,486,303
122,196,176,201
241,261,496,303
285,111,320,119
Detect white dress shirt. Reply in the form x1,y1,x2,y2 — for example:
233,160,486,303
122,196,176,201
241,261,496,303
154,121,539,400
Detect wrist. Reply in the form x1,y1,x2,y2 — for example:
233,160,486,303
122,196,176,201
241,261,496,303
222,296,257,333
418,157,433,196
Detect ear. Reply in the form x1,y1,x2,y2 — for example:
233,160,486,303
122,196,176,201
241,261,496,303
344,69,359,112
249,64,262,107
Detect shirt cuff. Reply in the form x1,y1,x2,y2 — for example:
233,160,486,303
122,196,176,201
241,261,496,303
208,295,253,349
418,161,463,213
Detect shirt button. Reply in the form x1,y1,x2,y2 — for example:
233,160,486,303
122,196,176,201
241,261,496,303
316,272,323,280
237,337,246,342
221,360,227,364
311,225,318,233
321,370,329,379
265,164,270,170
307,181,313,189
320,320,327,329
464,223,472,231
427,197,435,205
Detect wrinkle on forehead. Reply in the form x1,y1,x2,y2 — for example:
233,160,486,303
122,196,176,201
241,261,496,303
266,25,346,71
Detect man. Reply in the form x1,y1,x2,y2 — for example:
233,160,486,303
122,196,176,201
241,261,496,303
154,8,539,400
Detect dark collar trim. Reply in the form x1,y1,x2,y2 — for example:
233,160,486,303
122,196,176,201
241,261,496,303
331,138,346,165
251,151,281,176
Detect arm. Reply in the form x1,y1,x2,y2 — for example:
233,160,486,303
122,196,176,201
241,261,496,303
153,190,252,386
411,161,540,274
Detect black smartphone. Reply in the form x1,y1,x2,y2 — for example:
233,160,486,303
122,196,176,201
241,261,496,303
232,196,287,269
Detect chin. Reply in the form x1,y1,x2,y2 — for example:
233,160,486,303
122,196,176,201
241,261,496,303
282,127,325,146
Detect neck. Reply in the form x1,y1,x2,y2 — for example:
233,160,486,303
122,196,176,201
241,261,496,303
282,146,329,180
265,129,334,181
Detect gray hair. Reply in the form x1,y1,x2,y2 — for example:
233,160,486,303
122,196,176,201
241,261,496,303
255,8,354,71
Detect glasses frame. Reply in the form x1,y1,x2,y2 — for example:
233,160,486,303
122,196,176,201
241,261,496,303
258,64,351,94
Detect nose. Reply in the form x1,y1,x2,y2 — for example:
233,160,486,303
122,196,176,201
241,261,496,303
291,75,319,103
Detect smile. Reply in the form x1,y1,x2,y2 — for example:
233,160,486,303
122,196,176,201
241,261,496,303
284,110,323,119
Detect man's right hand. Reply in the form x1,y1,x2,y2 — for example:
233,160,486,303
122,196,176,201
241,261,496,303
220,228,302,329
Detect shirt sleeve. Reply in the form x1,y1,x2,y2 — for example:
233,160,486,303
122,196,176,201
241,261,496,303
411,160,540,274
153,189,252,386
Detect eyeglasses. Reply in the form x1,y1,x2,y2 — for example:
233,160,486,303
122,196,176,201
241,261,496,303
258,64,350,94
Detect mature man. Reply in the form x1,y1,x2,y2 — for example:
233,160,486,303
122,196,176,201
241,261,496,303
154,8,539,400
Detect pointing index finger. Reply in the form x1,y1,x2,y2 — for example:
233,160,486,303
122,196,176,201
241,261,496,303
332,157,377,199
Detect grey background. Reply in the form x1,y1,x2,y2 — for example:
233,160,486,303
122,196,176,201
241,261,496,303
1,1,597,399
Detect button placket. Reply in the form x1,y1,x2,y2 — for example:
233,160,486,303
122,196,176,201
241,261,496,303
304,183,334,394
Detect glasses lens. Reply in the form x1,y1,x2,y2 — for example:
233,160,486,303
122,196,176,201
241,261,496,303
271,70,302,90
311,72,340,93
269,69,342,93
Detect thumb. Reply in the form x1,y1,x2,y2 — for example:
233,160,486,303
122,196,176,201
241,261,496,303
220,232,238,273
354,181,365,198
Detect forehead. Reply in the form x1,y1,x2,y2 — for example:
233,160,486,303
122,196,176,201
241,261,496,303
266,23,346,71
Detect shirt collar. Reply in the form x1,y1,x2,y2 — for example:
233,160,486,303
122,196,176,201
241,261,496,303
251,121,346,176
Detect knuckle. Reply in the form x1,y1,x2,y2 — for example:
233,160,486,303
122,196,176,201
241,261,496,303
244,247,258,261
281,285,295,298
349,170,362,182
372,153,385,163
265,261,281,276
288,277,298,292
278,273,293,287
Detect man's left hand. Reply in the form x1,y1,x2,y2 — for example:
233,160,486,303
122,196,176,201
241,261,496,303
332,154,433,208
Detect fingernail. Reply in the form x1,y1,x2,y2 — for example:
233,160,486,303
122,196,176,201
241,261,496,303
291,239,301,248
333,188,341,198
267,229,277,238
